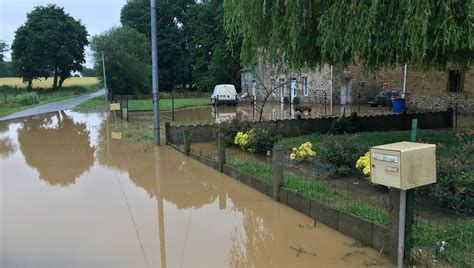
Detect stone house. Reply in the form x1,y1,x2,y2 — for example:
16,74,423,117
242,63,474,114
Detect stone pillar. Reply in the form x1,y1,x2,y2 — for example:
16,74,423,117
164,122,170,144
183,129,190,155
272,145,283,201
217,133,226,172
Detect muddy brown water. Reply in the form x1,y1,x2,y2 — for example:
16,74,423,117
1,110,393,267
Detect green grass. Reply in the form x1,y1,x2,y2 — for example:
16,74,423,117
128,97,210,111
228,160,389,226
73,96,106,112
413,220,474,266
0,84,101,117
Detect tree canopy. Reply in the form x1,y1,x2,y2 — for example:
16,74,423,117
91,26,151,95
224,0,473,70
120,0,241,92
11,5,88,89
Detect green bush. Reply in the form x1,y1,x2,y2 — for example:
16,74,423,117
247,124,281,155
328,113,358,134
14,92,39,105
430,131,473,213
219,117,252,146
318,134,366,176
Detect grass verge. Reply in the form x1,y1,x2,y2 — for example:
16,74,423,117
0,84,101,117
128,98,210,111
228,160,389,226
73,96,106,112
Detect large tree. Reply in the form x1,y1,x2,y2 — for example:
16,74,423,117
11,5,88,90
224,0,473,70
182,0,242,91
120,0,192,91
91,26,151,95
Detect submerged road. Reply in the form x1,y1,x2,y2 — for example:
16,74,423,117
0,89,105,121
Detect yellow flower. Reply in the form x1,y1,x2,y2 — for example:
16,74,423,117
356,152,371,176
290,141,317,162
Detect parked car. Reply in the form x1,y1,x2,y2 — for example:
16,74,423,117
211,84,239,106
367,88,401,107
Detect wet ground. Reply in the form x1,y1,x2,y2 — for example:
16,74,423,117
0,110,393,267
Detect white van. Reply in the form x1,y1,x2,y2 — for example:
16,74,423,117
211,84,239,106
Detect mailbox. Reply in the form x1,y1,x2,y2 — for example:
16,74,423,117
370,141,436,190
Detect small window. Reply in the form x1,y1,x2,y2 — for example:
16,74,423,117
303,77,308,96
252,80,256,96
447,70,465,92
271,79,276,95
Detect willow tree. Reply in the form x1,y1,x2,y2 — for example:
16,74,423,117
224,0,473,70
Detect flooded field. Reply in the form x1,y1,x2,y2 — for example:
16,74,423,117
0,111,393,267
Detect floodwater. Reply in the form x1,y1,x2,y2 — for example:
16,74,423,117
1,111,392,267
131,102,391,125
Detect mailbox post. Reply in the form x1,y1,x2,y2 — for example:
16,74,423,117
370,141,436,268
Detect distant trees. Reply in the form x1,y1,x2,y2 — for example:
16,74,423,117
91,26,151,95
11,5,88,90
80,66,97,77
224,0,473,70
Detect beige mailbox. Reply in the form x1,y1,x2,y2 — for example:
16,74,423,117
370,141,436,190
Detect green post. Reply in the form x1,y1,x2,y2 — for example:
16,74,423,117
404,119,417,265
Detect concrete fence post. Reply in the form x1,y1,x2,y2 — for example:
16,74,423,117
272,144,284,201
217,133,226,172
183,129,190,155
388,188,401,262
164,122,170,144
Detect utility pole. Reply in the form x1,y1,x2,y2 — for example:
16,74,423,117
151,0,160,145
102,51,107,102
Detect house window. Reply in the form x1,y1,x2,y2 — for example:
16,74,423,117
303,77,308,96
271,79,276,95
279,78,285,102
447,70,464,92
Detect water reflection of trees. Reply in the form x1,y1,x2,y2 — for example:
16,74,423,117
18,111,94,186
0,137,16,159
97,124,219,209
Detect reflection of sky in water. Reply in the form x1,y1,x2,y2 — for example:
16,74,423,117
63,111,105,148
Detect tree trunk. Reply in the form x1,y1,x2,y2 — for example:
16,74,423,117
27,79,32,92
58,77,66,89
52,68,58,90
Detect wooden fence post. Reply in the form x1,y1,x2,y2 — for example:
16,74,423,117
272,144,283,201
217,133,226,172
165,122,170,145
183,129,190,155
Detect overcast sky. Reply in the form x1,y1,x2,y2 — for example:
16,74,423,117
0,0,127,67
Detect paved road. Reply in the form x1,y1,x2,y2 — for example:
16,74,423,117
0,89,105,121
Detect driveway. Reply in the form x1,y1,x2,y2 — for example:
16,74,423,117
0,89,105,121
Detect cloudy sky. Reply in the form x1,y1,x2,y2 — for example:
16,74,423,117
0,0,127,67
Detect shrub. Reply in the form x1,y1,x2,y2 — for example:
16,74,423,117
247,124,281,155
430,131,473,213
318,135,366,176
219,117,252,145
293,96,300,105
234,131,250,150
328,113,358,134
14,92,39,105
290,141,316,163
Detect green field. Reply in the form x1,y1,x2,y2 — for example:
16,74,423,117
128,98,210,111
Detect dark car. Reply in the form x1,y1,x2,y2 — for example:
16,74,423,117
367,88,401,107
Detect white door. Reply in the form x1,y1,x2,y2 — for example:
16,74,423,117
340,78,353,105
290,78,297,103
279,79,285,103
252,80,256,97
